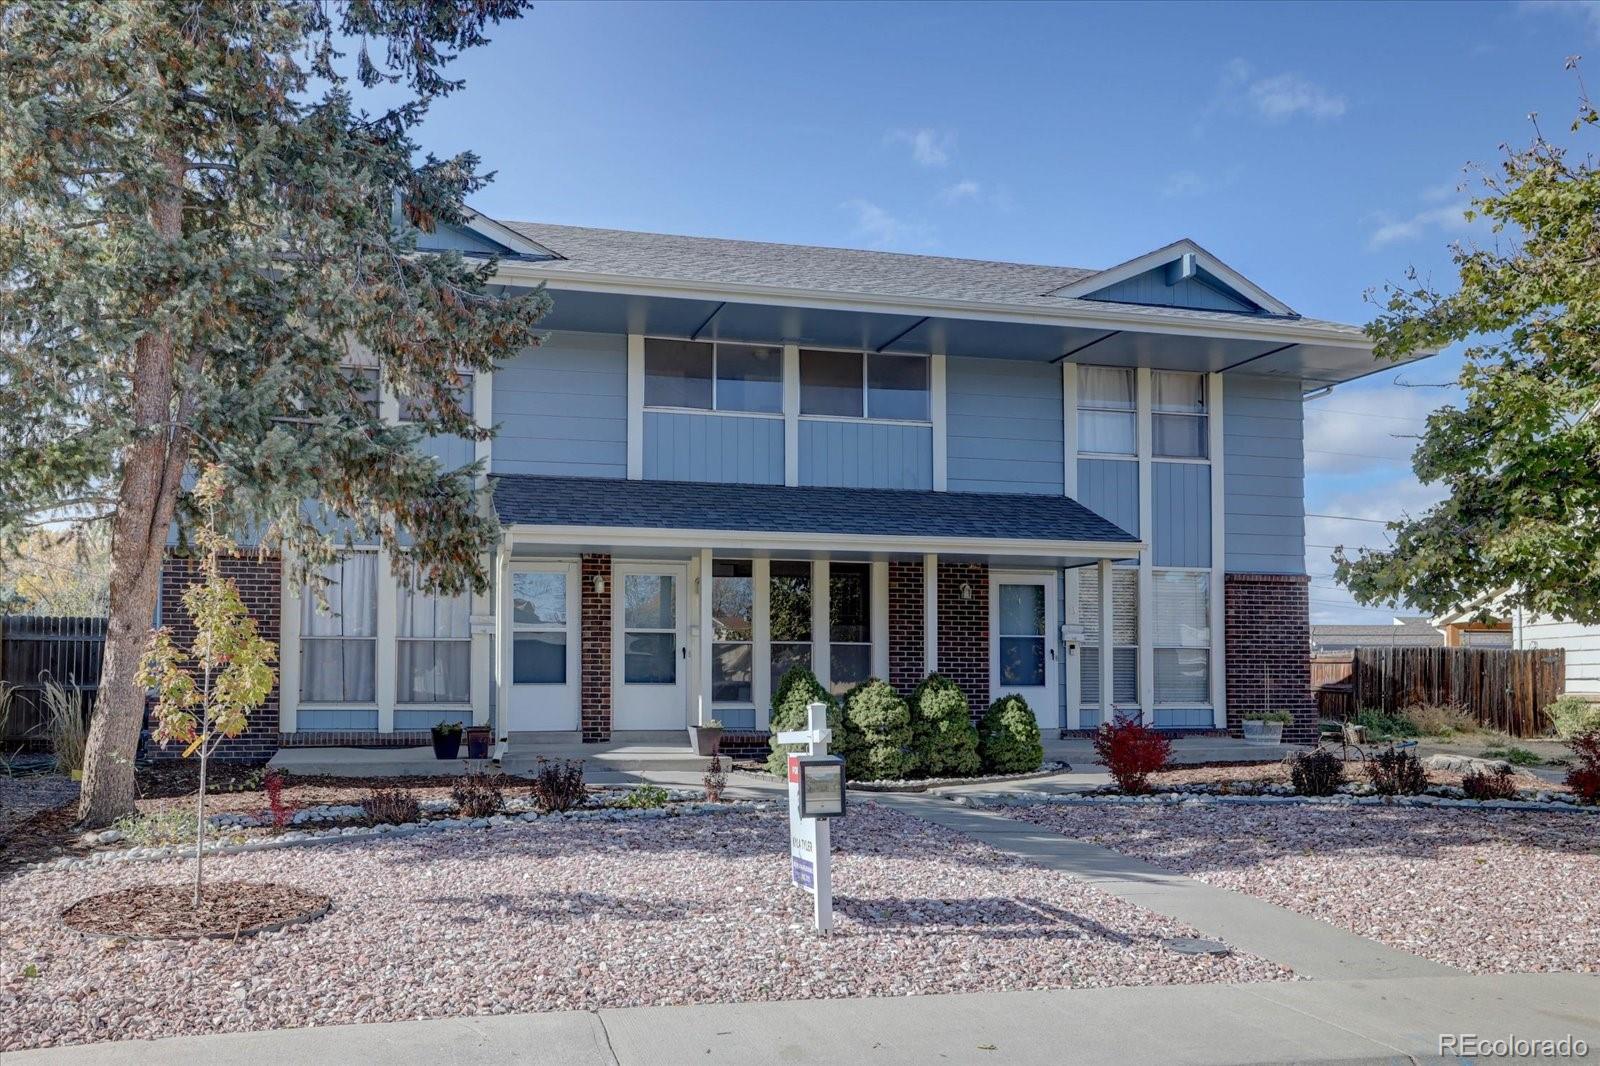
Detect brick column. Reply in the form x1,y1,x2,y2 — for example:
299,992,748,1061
937,561,989,719
887,559,925,697
1224,572,1316,743
580,553,612,742
151,551,282,763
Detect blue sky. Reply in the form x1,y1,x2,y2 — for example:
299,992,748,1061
392,0,1594,622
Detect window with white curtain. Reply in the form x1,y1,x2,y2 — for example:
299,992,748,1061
1078,568,1138,710
1152,371,1208,459
1077,366,1136,455
301,553,378,703
1153,570,1211,704
395,563,471,704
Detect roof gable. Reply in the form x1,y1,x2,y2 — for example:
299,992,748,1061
410,208,560,260
1048,240,1296,317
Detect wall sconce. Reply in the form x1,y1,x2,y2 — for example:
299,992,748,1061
592,574,607,595
960,582,973,601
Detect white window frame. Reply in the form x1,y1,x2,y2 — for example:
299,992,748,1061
296,548,381,711
1151,370,1209,462
797,347,933,426
710,558,757,710
395,560,473,708
509,565,576,687
1151,565,1213,709
1076,364,1137,458
641,337,784,418
825,560,878,696
1077,566,1139,714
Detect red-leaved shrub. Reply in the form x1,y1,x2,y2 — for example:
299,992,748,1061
1566,730,1600,806
1092,718,1171,794
263,769,293,829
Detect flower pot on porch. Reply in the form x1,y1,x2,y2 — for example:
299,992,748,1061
1241,719,1284,745
691,725,724,757
431,724,463,760
464,726,492,760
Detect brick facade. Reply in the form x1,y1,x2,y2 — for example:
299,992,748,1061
150,551,283,763
887,559,925,697
580,553,612,742
1224,571,1317,744
936,561,989,718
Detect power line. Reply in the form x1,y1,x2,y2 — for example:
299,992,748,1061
1306,512,1394,525
1305,406,1434,424
1304,448,1416,462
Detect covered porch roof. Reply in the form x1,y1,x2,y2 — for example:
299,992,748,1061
492,475,1141,568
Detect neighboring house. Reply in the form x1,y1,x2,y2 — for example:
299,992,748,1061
1310,616,1447,655
1511,611,1600,697
1428,607,1513,649
161,218,1430,760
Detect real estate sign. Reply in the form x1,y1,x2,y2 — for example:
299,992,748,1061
778,702,841,934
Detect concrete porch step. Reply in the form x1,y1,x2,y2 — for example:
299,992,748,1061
501,732,711,774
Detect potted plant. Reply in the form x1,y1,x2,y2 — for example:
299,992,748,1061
431,721,463,760
690,717,725,757
1240,710,1290,745
464,724,492,760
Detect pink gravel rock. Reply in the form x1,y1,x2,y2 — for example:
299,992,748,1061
1001,802,1600,975
0,803,1286,1052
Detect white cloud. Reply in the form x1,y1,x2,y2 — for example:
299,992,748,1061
939,179,982,204
841,199,934,249
1520,0,1600,41
1162,171,1207,198
1303,386,1446,474
1366,203,1473,250
887,128,954,168
1245,72,1348,122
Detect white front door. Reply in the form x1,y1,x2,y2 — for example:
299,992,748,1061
612,563,689,731
990,571,1059,731
506,562,580,732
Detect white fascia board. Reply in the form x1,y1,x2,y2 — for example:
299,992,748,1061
1047,238,1297,318
460,209,560,259
504,523,1143,561
486,261,1372,352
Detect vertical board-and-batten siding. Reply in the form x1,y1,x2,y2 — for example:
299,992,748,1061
945,357,1064,495
1152,462,1211,567
1222,374,1305,574
490,331,628,478
1076,459,1139,536
798,420,932,490
1515,614,1600,694
643,411,784,484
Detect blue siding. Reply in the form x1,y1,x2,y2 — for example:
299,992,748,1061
297,709,379,730
946,357,1064,495
1084,266,1257,313
414,221,513,255
395,709,471,730
644,412,784,484
1152,462,1211,567
418,432,474,472
799,420,932,490
492,331,628,478
1153,708,1214,727
1223,375,1305,574
1076,459,1139,536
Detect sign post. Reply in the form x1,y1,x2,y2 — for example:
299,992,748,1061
777,701,845,934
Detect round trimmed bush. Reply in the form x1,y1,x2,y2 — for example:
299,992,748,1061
843,679,917,781
977,694,1044,774
910,674,981,778
765,666,856,776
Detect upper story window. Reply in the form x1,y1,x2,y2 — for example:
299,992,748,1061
1077,366,1135,455
1152,371,1207,459
799,350,929,421
644,339,782,414
399,374,475,423
340,366,382,420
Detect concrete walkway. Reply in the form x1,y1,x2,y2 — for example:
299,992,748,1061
12,973,1599,1065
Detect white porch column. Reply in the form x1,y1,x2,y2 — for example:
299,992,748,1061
811,559,831,693
1098,559,1115,724
492,539,513,749
279,558,301,734
1209,372,1228,727
782,344,800,486
922,552,939,676
1136,366,1155,722
626,334,644,479
871,560,890,681
698,547,714,725
375,546,397,734
753,558,772,731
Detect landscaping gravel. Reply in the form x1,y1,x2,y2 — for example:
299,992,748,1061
999,802,1600,974
0,803,1286,1051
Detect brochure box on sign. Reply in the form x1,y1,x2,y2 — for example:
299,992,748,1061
795,755,846,819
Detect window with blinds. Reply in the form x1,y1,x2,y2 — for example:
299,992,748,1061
1078,569,1138,707
1153,570,1211,704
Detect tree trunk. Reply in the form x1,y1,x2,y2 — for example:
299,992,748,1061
77,151,191,827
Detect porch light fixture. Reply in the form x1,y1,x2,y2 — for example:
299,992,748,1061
960,582,972,601
592,574,606,595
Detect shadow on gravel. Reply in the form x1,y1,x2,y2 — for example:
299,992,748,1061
833,893,1140,945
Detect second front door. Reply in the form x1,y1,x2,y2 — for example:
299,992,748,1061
612,563,689,731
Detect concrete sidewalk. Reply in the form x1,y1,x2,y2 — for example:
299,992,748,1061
11,973,1599,1065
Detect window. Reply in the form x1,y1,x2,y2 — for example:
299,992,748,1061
644,339,782,413
997,583,1047,688
1153,570,1210,704
301,553,378,703
1152,371,1207,459
398,373,475,423
622,573,676,685
512,570,568,684
1078,568,1138,711
828,563,871,696
396,563,471,704
769,561,813,692
712,560,754,704
800,350,929,421
1077,366,1135,455
341,366,381,420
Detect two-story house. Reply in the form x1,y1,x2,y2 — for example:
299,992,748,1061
170,216,1425,762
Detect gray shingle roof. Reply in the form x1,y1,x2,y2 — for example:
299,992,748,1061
498,221,1364,337
493,475,1137,544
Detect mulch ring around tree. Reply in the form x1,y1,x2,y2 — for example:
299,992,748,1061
60,881,331,941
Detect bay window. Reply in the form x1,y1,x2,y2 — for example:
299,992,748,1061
300,552,378,703
800,350,929,421
711,560,754,705
644,339,782,413
396,564,471,705
1152,371,1207,458
1152,570,1211,704
828,562,872,696
1077,366,1136,455
769,561,813,691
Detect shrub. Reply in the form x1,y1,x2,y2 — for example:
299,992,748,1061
529,757,587,813
1547,695,1600,739
1564,731,1600,806
766,665,857,776
41,680,87,775
1401,703,1476,738
1241,710,1291,724
1353,707,1418,741
977,694,1044,775
112,808,199,845
1289,749,1346,796
262,769,293,829
1461,766,1519,801
451,771,504,818
362,788,420,826
909,674,981,778
1479,745,1543,768
1091,718,1171,794
1367,747,1428,795
616,783,670,809
842,679,917,781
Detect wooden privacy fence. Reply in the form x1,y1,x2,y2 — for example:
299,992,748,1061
1311,646,1565,738
0,614,105,751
